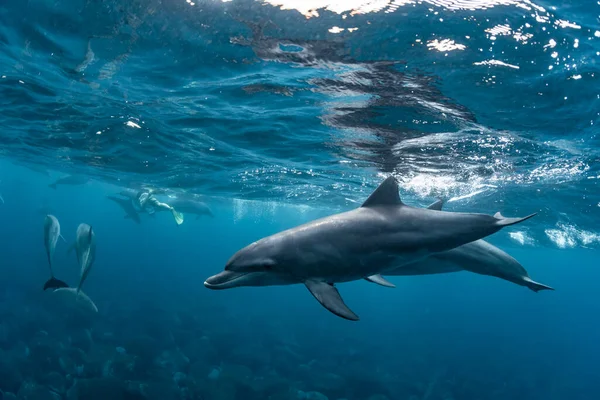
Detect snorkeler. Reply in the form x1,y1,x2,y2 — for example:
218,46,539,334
134,188,184,225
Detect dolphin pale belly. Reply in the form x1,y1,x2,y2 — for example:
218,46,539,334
205,176,537,321
366,200,553,293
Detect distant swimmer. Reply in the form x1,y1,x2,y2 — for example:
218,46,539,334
48,175,89,190
204,176,537,321
134,188,184,225
54,223,98,313
42,215,69,290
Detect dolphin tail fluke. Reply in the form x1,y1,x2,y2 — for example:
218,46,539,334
494,212,537,227
522,276,554,292
43,277,69,291
364,274,396,288
171,209,184,225
304,280,359,321
48,183,57,190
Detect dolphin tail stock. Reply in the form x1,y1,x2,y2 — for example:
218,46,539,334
304,280,359,321
364,274,396,288
522,276,554,293
43,277,69,291
493,212,537,227
171,208,184,225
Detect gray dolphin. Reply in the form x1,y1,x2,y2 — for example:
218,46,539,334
204,176,536,321
107,195,142,224
165,194,214,219
42,215,69,290
48,175,89,190
365,200,553,293
69,223,96,292
54,223,98,312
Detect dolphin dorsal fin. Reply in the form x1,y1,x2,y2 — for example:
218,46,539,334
494,212,504,219
427,199,444,211
361,176,403,208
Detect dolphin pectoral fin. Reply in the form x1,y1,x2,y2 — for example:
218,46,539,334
304,280,359,321
427,199,444,211
361,176,404,208
522,276,554,292
494,212,537,226
43,277,69,291
59,234,67,243
364,274,396,288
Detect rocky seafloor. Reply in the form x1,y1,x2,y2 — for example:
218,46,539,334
0,280,581,400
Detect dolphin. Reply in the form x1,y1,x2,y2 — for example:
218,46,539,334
107,195,142,224
69,223,96,293
51,287,98,313
165,194,214,219
25,164,50,177
48,175,89,190
54,223,98,312
42,215,69,290
204,176,536,321
365,200,553,293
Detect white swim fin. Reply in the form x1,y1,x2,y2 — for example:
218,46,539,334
172,209,184,225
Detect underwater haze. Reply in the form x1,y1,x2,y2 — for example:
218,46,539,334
1,0,600,399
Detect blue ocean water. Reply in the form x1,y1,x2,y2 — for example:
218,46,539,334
1,0,600,399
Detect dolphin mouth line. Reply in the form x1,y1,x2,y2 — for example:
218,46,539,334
204,271,250,289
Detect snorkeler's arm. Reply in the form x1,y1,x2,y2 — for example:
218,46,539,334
149,198,184,224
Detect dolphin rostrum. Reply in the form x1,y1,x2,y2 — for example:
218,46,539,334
366,200,553,293
204,176,536,321
43,215,69,290
54,223,98,312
